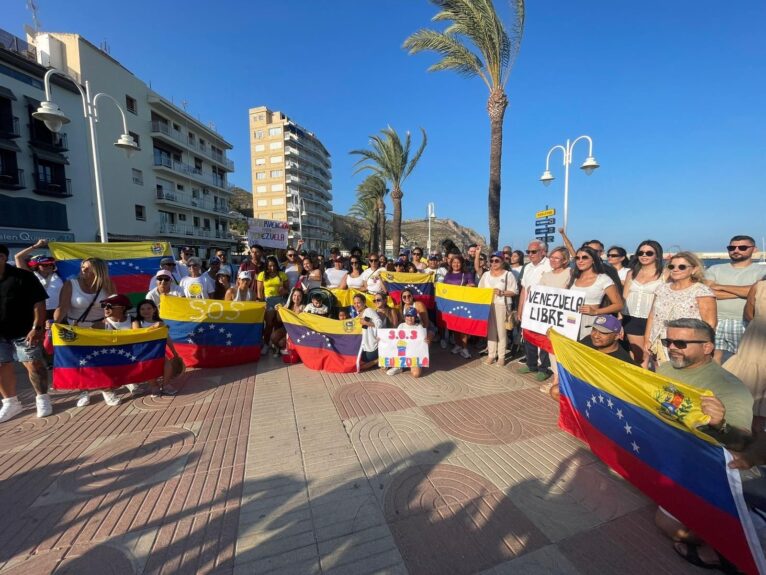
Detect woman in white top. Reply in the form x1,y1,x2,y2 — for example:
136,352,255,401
538,247,573,393
339,257,367,291
622,240,665,364
55,258,115,328
225,271,256,302
568,247,624,339
478,251,518,366
605,246,631,282
361,256,386,294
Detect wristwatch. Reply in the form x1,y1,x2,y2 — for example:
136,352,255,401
33,325,44,332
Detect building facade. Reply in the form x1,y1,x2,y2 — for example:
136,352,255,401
3,30,239,258
248,106,332,253
0,30,96,250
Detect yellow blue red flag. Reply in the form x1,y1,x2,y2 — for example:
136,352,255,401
434,283,494,337
380,272,435,308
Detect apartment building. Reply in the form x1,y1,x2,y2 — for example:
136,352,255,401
26,31,238,256
249,106,333,253
0,30,96,249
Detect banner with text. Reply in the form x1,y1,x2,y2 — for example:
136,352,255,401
521,285,585,340
247,218,289,250
377,327,430,368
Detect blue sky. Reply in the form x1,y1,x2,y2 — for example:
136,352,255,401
5,1,765,252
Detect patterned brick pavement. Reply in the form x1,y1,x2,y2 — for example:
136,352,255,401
0,349,704,574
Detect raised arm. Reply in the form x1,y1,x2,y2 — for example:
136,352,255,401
14,239,48,270
558,228,576,260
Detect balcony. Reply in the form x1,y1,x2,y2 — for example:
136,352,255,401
30,129,68,152
0,116,20,139
158,222,236,241
153,154,233,192
34,176,72,198
151,121,234,171
155,189,231,216
0,168,24,190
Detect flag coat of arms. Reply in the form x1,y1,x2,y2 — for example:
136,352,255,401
380,272,435,308
49,241,172,306
435,283,494,337
52,324,167,390
551,329,766,575
278,307,362,373
160,295,265,368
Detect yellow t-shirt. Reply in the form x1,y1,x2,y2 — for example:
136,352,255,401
257,271,288,298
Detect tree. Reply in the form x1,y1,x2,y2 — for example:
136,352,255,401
348,191,378,253
356,174,389,254
403,0,525,250
351,127,427,257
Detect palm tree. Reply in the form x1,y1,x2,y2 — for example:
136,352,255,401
351,127,427,257
356,174,389,254
403,0,525,251
348,194,378,253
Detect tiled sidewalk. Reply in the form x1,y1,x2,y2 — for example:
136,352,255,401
0,350,703,574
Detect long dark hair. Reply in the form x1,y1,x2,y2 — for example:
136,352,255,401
134,299,160,322
607,246,630,268
511,250,525,267
287,287,304,311
629,240,664,279
264,255,281,279
568,246,606,288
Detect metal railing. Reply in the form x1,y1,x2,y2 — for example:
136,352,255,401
152,153,231,191
0,116,20,138
0,168,24,188
155,189,230,214
158,222,235,240
33,176,72,197
150,121,235,171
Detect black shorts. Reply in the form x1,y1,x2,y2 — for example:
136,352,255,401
361,349,378,363
622,315,647,337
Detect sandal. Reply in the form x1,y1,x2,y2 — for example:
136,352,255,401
673,542,741,574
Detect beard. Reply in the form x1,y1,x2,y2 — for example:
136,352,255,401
668,353,692,368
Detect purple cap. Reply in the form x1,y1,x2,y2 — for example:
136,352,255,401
592,315,621,334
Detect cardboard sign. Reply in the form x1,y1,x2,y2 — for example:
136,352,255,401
521,285,585,340
377,326,430,368
247,218,289,250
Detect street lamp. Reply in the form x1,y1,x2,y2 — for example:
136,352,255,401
539,135,599,234
427,202,436,254
33,69,139,243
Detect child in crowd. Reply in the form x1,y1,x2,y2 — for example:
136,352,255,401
133,299,181,396
386,307,425,378
303,293,329,316
337,309,349,321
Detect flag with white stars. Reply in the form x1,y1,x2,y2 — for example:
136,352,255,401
551,330,765,575
381,272,436,309
160,295,265,368
434,282,494,337
52,324,167,390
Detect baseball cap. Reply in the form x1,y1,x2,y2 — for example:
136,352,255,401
209,256,221,264
100,294,131,308
491,251,503,259
428,254,439,261
237,271,252,280
216,268,231,277
592,315,621,334
180,246,192,252
404,307,419,318
160,257,176,265
155,270,173,279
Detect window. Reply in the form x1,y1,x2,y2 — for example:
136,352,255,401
255,144,265,152
178,213,187,221
257,199,268,207
269,141,282,150
271,183,284,192
271,197,284,206
256,185,267,193
193,216,200,227
255,172,266,180
258,212,269,219
176,184,185,191
135,205,146,220
255,158,265,166
173,123,180,131
194,158,203,171
129,131,140,148
203,218,211,230
199,138,206,150
132,168,143,185
125,95,137,114
268,127,282,137
270,156,282,164
270,170,282,178
254,130,264,140
188,133,195,145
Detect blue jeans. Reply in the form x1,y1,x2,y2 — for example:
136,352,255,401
524,340,551,374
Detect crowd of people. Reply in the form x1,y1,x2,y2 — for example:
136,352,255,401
1,232,764,569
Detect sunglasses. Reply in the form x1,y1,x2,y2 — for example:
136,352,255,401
401,294,413,299
373,298,385,303
575,255,591,261
526,249,538,255
661,338,708,349
607,253,622,258
157,277,171,282
667,264,690,271
637,250,655,257
350,261,360,265
286,253,295,257
100,303,124,309
727,245,754,252
413,252,422,256
490,258,502,263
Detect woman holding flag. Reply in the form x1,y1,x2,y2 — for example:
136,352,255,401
442,255,476,359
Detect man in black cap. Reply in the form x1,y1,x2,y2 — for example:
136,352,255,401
176,246,193,279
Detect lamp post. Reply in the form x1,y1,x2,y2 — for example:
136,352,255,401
539,135,599,234
32,69,139,243
427,202,436,254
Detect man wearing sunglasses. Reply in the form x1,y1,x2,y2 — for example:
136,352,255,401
704,235,764,363
146,270,184,307
282,240,304,289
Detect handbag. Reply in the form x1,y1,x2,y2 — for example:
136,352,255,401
43,328,54,355
502,272,516,331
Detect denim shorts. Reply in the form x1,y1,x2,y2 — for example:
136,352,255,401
0,336,44,363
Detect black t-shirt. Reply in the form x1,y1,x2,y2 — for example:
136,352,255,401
581,335,634,364
0,265,49,339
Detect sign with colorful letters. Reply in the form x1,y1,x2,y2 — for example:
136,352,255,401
247,218,289,249
377,327,430,368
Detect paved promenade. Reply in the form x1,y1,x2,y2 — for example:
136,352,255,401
0,350,703,574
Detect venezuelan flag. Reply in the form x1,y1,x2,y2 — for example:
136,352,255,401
551,330,765,575
380,272,435,308
278,307,362,373
52,324,167,390
330,289,394,316
434,283,494,337
49,241,172,306
160,295,265,368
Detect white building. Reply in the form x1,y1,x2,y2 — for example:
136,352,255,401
0,30,97,249
28,31,238,257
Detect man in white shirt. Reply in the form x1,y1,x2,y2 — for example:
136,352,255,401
176,246,193,279
179,257,215,299
516,240,553,381
146,270,184,307
148,257,183,291
324,256,348,289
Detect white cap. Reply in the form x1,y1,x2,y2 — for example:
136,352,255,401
238,271,252,280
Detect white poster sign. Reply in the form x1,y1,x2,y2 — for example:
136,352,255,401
521,285,585,340
377,327,430,368
247,218,289,250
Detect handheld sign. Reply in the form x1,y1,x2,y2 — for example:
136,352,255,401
378,326,430,368
247,218,289,250
521,285,585,340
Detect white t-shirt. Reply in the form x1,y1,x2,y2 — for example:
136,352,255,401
478,270,519,304
521,258,553,289
345,273,366,290
284,263,301,289
180,275,216,299
324,268,348,289
361,267,384,294
146,287,184,307
361,307,383,352
176,260,190,279
572,274,615,305
35,271,63,311
105,317,133,330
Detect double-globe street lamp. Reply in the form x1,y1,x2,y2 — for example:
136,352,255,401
32,69,139,243
539,135,600,234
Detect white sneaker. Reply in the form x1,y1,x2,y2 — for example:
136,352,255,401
125,383,139,393
36,394,52,418
102,390,121,406
440,339,448,350
451,344,462,355
76,391,91,407
386,367,403,376
0,398,23,423
459,348,472,360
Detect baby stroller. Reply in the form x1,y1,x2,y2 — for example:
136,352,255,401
305,287,339,318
